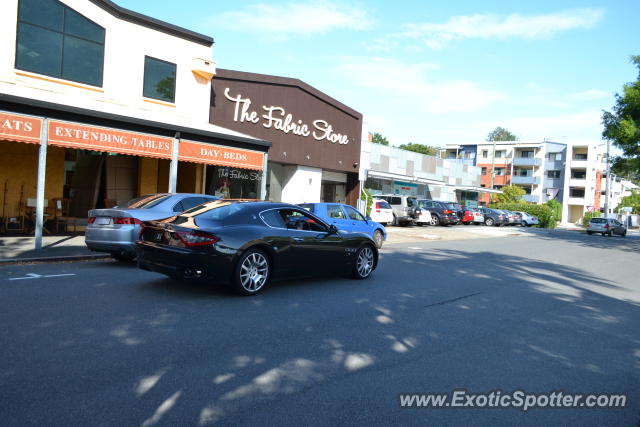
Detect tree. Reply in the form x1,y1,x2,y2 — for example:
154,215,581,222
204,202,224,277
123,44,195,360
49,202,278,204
614,190,640,213
602,55,640,178
494,185,525,204
397,142,439,156
371,132,389,145
611,156,640,184
486,126,517,141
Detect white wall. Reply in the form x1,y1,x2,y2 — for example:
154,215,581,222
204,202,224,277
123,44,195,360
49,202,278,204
0,0,213,124
280,166,322,204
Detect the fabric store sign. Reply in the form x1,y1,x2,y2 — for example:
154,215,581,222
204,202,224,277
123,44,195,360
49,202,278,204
0,112,43,144
179,140,264,170
48,120,173,159
224,88,350,145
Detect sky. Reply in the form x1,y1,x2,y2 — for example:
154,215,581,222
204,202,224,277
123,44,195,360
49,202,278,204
117,0,640,148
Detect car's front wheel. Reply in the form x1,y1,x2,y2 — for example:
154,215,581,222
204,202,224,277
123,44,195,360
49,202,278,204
233,249,271,295
352,245,375,279
372,230,384,249
587,231,593,235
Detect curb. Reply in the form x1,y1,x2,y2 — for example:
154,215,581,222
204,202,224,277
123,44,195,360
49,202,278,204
0,254,110,265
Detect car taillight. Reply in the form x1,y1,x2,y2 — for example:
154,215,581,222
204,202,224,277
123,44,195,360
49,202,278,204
87,217,96,224
376,209,381,213
176,230,219,247
603,224,609,229
112,217,141,225
375,202,381,209
443,209,452,214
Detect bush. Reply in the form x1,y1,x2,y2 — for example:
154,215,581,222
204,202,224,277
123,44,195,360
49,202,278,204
545,199,562,222
360,188,373,216
582,211,602,227
490,202,557,229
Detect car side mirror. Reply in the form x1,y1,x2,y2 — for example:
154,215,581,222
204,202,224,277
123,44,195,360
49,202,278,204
329,224,338,234
365,215,372,221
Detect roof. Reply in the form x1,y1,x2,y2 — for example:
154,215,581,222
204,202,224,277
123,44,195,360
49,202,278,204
89,0,213,46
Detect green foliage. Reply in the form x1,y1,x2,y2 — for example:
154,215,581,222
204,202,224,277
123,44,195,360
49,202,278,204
397,143,439,156
360,188,374,216
371,133,389,146
602,55,640,178
490,202,557,229
582,211,602,227
495,185,525,204
545,199,562,222
614,190,640,213
486,126,518,141
611,156,640,184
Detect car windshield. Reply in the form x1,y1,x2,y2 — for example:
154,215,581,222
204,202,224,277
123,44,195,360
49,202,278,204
590,218,606,224
119,194,170,209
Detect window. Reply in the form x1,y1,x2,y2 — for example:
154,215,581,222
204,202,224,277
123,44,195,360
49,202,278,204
493,185,503,190
574,153,588,160
260,210,285,228
480,184,486,188
571,170,586,179
481,167,487,176
547,170,561,178
495,150,505,158
570,188,585,198
514,168,532,177
494,168,505,176
344,206,365,221
15,0,105,86
280,209,327,232
520,150,534,158
521,186,532,194
143,56,176,102
482,150,488,158
327,205,346,219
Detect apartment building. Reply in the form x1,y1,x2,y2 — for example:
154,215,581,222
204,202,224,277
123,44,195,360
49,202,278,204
601,175,638,215
562,142,605,223
444,141,567,206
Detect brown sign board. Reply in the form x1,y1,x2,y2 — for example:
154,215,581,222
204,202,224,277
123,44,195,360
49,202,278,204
210,69,362,174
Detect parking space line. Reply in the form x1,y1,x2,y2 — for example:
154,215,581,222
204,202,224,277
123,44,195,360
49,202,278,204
8,273,76,281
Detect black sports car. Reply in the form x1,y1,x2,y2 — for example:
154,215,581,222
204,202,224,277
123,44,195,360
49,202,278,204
135,200,379,295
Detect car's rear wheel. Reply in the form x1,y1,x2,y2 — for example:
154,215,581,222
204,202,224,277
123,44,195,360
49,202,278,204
352,245,375,279
111,251,135,262
233,249,271,295
587,231,593,235
622,230,627,237
430,215,440,226
373,230,383,249
485,218,494,226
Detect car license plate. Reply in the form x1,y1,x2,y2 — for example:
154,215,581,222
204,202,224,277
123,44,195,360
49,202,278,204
95,217,111,225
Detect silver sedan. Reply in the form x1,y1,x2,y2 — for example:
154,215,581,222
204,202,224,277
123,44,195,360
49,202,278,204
85,193,218,261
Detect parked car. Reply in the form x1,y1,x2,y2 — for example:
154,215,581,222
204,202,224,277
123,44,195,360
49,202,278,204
514,211,538,227
369,198,394,225
414,206,433,226
299,202,387,248
461,207,484,225
587,217,627,237
375,195,420,226
444,201,465,223
136,200,379,295
499,210,516,225
478,207,508,226
417,200,458,226
85,193,219,261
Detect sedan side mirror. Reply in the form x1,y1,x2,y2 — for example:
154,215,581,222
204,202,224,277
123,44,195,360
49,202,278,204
365,215,372,221
329,224,338,234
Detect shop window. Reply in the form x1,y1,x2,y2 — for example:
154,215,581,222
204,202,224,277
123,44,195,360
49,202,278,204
205,166,262,199
16,0,105,87
143,56,176,102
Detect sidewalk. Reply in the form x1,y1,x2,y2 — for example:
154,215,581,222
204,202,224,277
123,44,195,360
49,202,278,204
0,235,109,264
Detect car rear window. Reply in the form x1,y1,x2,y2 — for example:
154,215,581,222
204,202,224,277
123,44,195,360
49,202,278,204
590,218,606,224
390,197,401,205
120,194,170,209
375,201,391,209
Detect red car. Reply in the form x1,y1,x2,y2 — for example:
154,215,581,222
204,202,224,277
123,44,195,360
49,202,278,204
461,208,484,224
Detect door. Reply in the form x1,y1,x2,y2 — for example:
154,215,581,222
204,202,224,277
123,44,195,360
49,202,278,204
325,203,351,231
279,208,346,275
342,205,372,236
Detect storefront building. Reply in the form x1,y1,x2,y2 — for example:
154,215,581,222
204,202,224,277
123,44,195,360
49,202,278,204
210,69,363,206
0,0,269,247
360,138,493,207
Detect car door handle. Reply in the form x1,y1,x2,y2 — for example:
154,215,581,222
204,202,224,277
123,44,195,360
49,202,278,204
292,237,303,243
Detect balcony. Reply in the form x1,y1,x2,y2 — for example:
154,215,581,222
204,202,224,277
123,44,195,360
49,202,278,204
571,159,588,168
569,178,586,188
522,194,539,203
512,157,541,167
567,197,585,206
511,175,540,185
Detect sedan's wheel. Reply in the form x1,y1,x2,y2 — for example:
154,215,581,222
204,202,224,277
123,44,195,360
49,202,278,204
430,215,440,226
234,249,270,295
352,246,375,279
485,218,494,226
372,230,383,249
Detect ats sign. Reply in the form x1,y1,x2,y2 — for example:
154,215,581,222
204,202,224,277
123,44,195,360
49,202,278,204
224,88,350,145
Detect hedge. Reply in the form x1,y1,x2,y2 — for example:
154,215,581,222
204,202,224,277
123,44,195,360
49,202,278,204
489,202,557,229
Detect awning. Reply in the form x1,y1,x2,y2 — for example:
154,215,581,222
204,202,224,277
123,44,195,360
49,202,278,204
367,170,445,186
1,111,43,144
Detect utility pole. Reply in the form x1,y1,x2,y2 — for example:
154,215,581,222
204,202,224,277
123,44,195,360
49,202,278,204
604,139,611,217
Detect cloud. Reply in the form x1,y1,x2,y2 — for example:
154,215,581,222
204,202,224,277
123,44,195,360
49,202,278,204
376,8,603,50
207,1,372,38
569,89,611,101
336,57,505,113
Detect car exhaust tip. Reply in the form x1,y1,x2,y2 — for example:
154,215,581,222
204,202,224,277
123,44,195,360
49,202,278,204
183,268,203,279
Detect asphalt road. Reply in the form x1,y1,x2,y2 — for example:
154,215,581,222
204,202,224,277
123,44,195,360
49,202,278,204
1,230,639,426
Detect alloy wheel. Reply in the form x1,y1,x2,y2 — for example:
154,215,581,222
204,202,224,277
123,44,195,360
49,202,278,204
356,247,374,278
373,230,383,249
239,252,269,292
